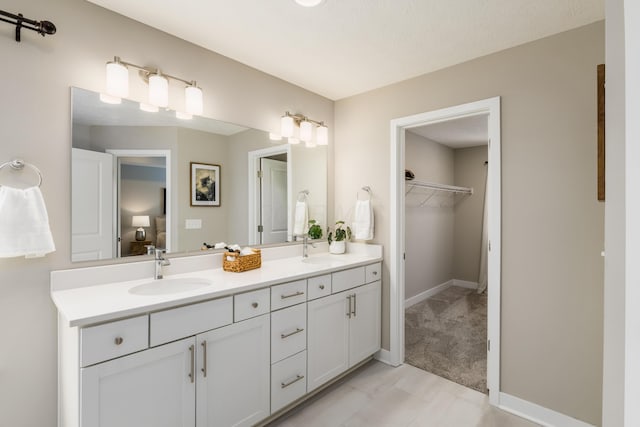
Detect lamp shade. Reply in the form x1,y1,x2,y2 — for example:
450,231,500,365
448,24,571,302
149,73,169,107
106,60,129,98
131,215,150,227
316,124,329,145
185,85,203,115
299,120,313,142
281,115,295,138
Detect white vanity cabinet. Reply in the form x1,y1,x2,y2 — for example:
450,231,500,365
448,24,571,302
80,337,196,427
307,264,381,392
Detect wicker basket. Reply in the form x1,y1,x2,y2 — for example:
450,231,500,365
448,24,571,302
222,249,261,272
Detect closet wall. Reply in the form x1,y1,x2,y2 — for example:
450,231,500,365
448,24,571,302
405,132,487,302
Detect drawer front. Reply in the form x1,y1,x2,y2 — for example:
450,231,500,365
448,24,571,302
271,279,307,310
332,266,365,293
271,304,307,363
307,274,331,300
271,351,307,414
234,288,270,322
80,315,148,367
365,263,381,283
150,297,232,346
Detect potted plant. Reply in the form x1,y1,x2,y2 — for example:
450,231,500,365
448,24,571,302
308,219,323,240
327,220,352,254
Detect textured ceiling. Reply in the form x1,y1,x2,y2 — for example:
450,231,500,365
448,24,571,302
87,0,604,100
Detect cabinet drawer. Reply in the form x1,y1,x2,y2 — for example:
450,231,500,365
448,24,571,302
307,274,331,300
271,304,307,363
271,351,307,413
332,266,365,293
150,297,232,346
271,279,307,311
365,263,381,283
80,315,148,367
234,288,270,322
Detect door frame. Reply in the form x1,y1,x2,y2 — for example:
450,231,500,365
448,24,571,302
106,149,172,256
248,145,292,245
389,97,501,405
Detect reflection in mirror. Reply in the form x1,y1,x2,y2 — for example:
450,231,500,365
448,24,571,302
71,87,327,262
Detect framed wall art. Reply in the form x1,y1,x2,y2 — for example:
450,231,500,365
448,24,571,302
190,162,220,206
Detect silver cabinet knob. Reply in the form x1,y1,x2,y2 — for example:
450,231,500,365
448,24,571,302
319,284,325,290
252,302,258,308
114,337,124,345
373,271,378,275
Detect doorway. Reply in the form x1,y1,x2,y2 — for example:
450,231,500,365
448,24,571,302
389,97,501,405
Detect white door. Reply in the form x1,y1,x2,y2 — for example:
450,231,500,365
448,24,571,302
307,292,350,392
196,314,270,427
349,281,382,366
80,337,196,427
72,148,113,262
260,158,288,244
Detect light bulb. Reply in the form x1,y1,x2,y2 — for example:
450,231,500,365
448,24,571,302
300,120,313,142
316,124,329,145
106,59,129,98
149,73,169,107
185,85,203,115
281,115,294,138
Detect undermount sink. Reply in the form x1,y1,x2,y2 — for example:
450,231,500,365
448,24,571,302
128,277,213,296
302,255,347,266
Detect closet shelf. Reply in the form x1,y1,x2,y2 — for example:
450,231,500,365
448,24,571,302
405,179,473,207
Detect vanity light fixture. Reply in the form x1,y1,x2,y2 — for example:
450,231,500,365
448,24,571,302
103,56,203,115
280,111,329,146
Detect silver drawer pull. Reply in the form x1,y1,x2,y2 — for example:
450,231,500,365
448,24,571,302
201,340,207,377
281,328,304,339
281,291,304,299
281,374,305,389
188,344,195,383
251,302,259,308
319,284,325,290
372,271,378,275
114,337,124,345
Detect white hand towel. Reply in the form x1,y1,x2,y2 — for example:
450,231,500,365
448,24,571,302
353,199,374,240
0,186,56,258
293,201,308,236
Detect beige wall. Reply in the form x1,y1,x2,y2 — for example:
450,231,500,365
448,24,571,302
453,146,488,282
334,22,604,425
0,0,332,426
404,132,455,299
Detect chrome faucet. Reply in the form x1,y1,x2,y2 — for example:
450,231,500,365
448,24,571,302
154,249,171,279
302,235,316,258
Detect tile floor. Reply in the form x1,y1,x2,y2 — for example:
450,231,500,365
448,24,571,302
268,361,540,427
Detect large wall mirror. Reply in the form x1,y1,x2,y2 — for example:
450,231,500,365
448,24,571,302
71,87,327,262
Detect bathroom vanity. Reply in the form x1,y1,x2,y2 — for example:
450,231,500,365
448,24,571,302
51,243,382,427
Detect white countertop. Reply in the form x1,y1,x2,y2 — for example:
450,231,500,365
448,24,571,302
51,245,382,328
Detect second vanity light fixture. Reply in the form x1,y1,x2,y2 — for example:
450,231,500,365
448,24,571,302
102,56,203,119
279,111,329,147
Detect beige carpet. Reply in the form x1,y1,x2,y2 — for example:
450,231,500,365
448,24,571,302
405,286,487,393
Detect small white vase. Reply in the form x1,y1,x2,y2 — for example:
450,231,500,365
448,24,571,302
329,240,346,254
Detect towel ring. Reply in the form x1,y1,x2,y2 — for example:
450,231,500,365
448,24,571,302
357,186,372,201
0,159,43,187
297,189,309,202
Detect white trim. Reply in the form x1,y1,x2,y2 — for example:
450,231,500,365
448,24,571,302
498,393,595,427
374,348,393,366
452,279,478,290
247,145,292,245
106,149,172,254
404,280,453,308
389,97,502,405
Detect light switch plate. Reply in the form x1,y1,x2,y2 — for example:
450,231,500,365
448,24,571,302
185,219,202,229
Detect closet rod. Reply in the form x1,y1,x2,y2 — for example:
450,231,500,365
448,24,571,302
406,180,473,195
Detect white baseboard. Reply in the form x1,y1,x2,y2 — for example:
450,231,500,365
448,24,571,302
374,349,396,366
404,280,453,308
453,279,478,290
498,393,595,427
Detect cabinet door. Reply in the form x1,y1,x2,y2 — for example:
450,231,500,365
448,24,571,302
81,337,195,427
307,291,350,392
349,280,381,367
196,314,270,427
